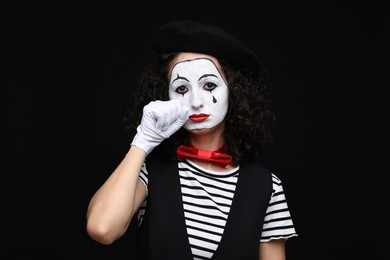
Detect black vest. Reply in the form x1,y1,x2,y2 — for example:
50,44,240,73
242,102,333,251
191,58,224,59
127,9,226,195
135,153,273,260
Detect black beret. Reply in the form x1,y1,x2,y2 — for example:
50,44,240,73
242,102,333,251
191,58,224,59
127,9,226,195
150,20,261,75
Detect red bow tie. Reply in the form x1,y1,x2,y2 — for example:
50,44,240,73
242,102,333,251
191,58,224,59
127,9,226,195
176,144,232,168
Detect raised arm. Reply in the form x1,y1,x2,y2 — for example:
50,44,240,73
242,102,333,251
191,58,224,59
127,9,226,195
86,99,188,245
86,146,147,245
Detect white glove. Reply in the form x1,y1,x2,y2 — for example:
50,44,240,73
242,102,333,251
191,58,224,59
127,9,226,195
131,100,189,154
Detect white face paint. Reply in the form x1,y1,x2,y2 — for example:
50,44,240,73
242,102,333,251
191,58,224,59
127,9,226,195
169,57,229,131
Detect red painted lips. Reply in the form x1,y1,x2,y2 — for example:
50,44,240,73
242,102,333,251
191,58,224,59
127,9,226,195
189,114,209,122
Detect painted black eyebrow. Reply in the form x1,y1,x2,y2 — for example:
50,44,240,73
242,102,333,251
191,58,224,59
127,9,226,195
172,73,189,83
198,74,218,81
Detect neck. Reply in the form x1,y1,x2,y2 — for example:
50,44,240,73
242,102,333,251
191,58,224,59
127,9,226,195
187,123,225,151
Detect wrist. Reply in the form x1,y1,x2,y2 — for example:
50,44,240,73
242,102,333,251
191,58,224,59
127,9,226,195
131,132,157,155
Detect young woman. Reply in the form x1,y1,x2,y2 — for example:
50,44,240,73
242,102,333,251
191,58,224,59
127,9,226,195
86,20,297,259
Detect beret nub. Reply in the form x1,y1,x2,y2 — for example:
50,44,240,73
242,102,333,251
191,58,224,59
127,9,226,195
150,20,261,75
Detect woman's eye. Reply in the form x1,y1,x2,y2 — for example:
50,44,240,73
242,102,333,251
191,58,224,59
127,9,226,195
203,82,217,91
175,85,188,94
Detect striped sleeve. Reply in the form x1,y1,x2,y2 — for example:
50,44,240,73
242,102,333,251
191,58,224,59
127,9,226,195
137,161,148,226
260,173,298,242
138,161,148,192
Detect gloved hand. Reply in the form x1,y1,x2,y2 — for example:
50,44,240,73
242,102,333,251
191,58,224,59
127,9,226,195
131,100,189,154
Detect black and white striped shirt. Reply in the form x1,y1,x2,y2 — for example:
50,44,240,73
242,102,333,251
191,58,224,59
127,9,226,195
137,159,297,259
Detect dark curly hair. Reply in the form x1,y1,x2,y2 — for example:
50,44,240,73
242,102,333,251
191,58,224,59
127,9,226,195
123,53,275,166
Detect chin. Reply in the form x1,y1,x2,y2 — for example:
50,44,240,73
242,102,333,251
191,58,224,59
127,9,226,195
184,122,223,134
187,128,212,134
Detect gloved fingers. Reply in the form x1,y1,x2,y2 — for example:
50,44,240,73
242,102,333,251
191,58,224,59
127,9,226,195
152,100,183,131
178,106,189,122
163,106,189,137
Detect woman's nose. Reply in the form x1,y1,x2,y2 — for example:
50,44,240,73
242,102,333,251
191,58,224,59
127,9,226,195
190,89,204,109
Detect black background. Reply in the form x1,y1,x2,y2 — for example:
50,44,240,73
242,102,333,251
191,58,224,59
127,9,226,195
2,2,388,259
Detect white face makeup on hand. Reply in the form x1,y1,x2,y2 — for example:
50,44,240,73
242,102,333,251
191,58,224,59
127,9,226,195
169,57,229,131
